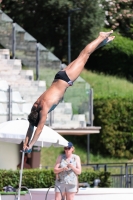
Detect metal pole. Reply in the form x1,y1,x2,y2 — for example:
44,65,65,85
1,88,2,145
49,112,52,126
104,164,107,172
68,11,71,64
36,43,40,80
120,166,123,187
125,163,128,188
67,8,81,64
8,85,12,121
87,137,90,164
12,23,16,59
17,151,25,200
90,88,94,126
87,88,93,164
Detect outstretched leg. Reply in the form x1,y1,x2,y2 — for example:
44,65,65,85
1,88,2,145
96,36,115,50
65,30,115,82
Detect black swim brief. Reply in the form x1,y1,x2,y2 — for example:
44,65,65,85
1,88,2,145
54,71,73,86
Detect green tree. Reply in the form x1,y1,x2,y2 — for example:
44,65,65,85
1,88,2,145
1,0,105,63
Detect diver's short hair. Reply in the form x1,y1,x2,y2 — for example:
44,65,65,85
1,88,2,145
28,110,39,127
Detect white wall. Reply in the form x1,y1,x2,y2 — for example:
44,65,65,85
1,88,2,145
0,141,19,170
29,188,133,200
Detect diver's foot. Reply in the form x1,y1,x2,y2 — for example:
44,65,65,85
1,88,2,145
97,36,115,49
99,30,113,40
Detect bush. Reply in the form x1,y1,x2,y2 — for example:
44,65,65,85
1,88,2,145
0,169,111,191
90,97,133,158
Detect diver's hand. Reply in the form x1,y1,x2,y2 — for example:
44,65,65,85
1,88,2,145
23,143,32,153
23,143,28,151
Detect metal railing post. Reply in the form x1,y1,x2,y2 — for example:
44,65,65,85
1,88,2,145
125,163,128,187
36,43,40,80
87,88,93,164
12,23,16,59
8,85,12,121
49,112,52,126
120,166,123,187
104,164,107,172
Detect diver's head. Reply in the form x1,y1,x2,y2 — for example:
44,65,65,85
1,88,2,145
28,110,39,127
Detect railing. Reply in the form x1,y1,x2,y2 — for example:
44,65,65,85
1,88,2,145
84,163,133,188
42,162,133,188
110,174,133,188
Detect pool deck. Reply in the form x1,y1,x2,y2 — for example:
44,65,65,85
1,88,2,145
1,188,133,200
29,188,133,200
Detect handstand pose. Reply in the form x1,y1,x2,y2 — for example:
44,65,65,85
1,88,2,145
23,30,115,152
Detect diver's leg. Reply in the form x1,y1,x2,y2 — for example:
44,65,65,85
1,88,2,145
65,30,115,81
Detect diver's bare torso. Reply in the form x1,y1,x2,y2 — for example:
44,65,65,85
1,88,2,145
32,79,69,112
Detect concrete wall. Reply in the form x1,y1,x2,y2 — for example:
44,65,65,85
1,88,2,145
0,194,29,200
29,188,133,200
0,141,19,170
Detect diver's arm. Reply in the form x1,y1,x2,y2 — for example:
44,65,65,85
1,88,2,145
23,123,34,150
28,110,48,149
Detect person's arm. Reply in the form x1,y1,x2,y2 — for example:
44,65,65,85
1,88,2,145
27,109,48,149
67,155,82,175
23,123,34,150
54,155,69,174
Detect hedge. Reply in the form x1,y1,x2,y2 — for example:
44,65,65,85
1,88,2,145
90,97,133,158
0,169,111,191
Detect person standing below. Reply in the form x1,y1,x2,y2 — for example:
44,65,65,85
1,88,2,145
23,30,115,152
54,142,81,200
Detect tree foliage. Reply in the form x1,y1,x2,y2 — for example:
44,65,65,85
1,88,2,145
1,0,105,63
86,31,133,81
103,0,133,38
